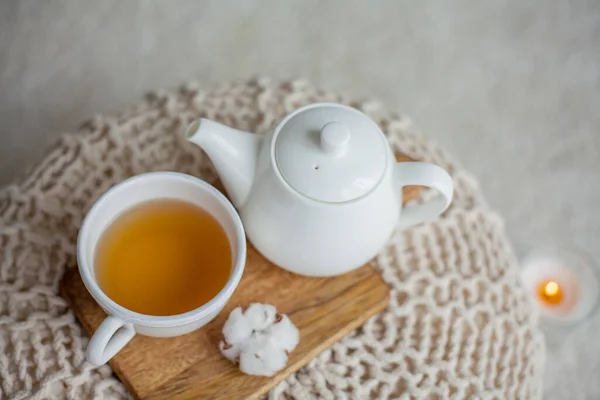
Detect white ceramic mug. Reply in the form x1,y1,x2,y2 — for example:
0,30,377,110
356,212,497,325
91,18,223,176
77,172,246,366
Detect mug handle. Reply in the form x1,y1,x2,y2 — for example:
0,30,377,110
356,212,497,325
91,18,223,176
86,316,136,366
395,162,454,228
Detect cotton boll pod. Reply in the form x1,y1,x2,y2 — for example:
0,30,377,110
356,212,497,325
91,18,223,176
219,340,242,363
266,314,300,353
239,334,288,377
244,303,277,331
220,303,300,376
222,307,253,345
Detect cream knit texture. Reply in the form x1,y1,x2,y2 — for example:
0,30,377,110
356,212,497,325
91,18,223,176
0,79,545,399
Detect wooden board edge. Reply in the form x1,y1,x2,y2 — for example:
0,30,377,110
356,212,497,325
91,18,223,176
248,272,390,400
148,268,390,400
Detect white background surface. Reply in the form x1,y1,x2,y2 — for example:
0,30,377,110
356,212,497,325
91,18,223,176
1,1,599,397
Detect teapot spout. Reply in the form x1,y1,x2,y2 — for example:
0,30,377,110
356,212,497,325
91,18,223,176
185,119,260,209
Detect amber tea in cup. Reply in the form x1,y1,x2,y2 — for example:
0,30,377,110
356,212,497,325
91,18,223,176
79,172,246,365
94,198,232,316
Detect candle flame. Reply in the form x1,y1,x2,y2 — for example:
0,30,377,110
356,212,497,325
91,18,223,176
538,280,563,306
545,281,559,296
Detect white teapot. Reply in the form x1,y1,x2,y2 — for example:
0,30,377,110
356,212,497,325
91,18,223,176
186,103,453,276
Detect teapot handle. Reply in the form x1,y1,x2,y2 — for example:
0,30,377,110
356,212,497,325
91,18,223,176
395,162,454,228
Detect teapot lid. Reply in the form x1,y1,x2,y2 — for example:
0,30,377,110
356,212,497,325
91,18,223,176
274,103,388,203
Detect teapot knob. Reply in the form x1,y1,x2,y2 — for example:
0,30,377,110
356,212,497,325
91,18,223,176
320,122,350,156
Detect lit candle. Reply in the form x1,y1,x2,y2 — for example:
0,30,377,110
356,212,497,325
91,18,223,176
537,280,563,306
520,247,598,325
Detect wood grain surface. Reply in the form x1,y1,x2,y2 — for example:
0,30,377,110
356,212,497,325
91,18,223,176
60,153,421,400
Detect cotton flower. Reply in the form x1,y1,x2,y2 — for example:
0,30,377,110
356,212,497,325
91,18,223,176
219,303,300,376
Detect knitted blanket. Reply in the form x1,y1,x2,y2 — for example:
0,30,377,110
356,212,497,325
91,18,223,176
0,79,545,399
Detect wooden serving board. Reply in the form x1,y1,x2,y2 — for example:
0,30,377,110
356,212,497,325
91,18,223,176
61,154,420,400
